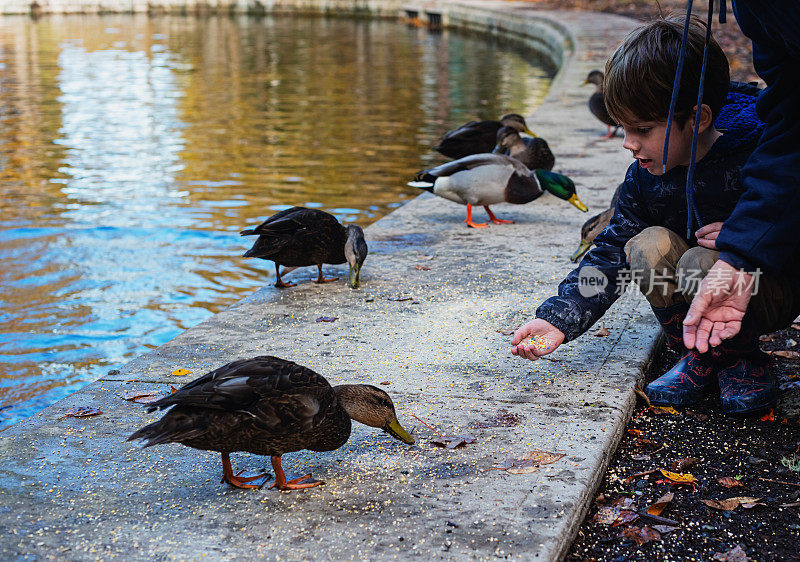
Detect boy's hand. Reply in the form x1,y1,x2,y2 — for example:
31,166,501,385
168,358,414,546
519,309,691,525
695,222,724,249
510,319,565,361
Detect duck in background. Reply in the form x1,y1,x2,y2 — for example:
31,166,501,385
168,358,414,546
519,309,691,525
583,70,620,138
433,113,537,160
570,183,622,262
492,125,555,172
409,154,587,228
128,356,415,491
240,207,367,289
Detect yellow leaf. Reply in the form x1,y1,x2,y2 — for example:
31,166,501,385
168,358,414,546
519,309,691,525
650,406,681,415
659,470,698,484
171,369,192,377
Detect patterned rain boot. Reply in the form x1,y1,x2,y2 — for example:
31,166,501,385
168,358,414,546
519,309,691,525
645,304,717,407
711,318,777,415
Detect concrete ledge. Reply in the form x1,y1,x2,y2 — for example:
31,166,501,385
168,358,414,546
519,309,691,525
0,3,647,560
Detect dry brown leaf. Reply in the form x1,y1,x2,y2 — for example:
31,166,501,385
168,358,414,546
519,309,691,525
594,326,610,337
769,350,800,358
701,497,763,511
649,405,681,416
593,506,622,525
611,496,636,509
652,524,681,534
685,410,709,421
58,407,102,420
472,411,522,428
611,510,640,527
624,469,657,484
718,476,744,488
498,450,567,474
619,525,661,546
671,458,700,472
627,429,643,437
646,492,674,516
121,391,166,404
712,545,752,561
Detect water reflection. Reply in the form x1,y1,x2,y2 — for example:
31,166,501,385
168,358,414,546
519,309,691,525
0,14,554,428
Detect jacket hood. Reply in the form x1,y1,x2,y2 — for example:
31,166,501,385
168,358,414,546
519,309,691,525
711,81,765,155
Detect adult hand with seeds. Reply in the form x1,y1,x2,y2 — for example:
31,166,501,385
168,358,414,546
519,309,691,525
510,319,565,361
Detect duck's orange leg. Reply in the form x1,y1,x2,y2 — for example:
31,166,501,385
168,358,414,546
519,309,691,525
605,125,620,138
274,263,296,288
464,204,489,228
484,206,514,224
314,264,339,284
269,456,324,491
220,452,269,489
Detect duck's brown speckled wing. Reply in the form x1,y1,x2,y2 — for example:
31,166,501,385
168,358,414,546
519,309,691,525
241,207,347,267
131,356,351,456
433,120,501,159
589,92,617,127
521,137,555,171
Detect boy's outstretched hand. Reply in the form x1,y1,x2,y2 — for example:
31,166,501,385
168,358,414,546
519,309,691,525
695,222,724,249
510,319,565,361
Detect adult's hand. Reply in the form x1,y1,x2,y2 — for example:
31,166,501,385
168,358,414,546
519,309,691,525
683,259,754,353
695,222,724,249
510,319,565,361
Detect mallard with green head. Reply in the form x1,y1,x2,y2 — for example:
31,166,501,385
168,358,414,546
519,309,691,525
409,154,588,228
241,207,367,289
433,113,536,160
583,70,620,138
128,356,415,491
493,125,555,171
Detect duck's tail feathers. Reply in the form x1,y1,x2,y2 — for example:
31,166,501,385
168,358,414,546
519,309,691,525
240,228,256,236
408,171,436,192
127,412,205,448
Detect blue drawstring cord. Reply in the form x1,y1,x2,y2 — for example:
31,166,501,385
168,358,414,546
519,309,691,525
663,0,726,239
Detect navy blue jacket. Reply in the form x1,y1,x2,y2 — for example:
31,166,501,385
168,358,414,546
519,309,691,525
717,1,800,274
536,84,766,342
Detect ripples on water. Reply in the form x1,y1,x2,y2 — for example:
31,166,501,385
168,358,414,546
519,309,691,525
0,14,554,428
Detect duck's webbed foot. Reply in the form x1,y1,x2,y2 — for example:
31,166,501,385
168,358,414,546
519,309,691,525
269,456,325,491
464,204,489,229
484,206,514,224
274,263,296,288
220,453,269,489
314,264,340,284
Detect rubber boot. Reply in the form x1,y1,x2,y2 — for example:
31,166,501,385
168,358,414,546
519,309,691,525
711,317,777,415
645,303,716,407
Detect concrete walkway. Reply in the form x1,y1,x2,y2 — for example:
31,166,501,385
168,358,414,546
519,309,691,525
0,3,649,560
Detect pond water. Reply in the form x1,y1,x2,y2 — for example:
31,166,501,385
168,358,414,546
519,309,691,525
0,14,554,428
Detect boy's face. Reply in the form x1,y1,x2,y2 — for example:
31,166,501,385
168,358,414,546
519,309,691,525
620,118,693,175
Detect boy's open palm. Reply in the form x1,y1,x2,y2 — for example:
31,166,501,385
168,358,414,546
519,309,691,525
510,319,565,361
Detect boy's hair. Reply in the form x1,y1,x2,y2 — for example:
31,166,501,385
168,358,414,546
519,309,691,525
604,13,730,127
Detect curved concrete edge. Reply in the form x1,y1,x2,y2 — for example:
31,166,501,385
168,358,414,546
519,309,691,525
0,4,653,561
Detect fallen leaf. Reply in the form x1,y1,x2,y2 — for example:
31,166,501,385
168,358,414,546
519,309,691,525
701,496,764,511
646,492,674,516
496,328,516,336
671,458,700,472
767,350,800,358
792,323,800,331
414,265,430,271
652,525,681,534
631,454,652,461
685,410,709,421
431,434,476,449
759,409,775,422
58,407,102,420
649,405,681,416
659,470,698,487
496,450,567,474
634,384,651,407
633,437,658,449
712,545,752,561
718,476,744,488
316,316,338,322
388,296,413,302
171,368,191,377
611,510,640,527
472,411,522,428
624,469,657,484
627,429,643,437
121,391,166,404
593,506,622,525
379,381,391,385
759,334,776,342
594,326,610,337
619,525,661,546
611,496,636,509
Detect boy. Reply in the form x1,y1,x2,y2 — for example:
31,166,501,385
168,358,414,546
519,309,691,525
510,14,800,415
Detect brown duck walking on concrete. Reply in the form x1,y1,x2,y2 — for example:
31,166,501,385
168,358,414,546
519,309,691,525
128,356,415,490
433,113,537,159
583,70,620,138
240,207,368,289
493,125,555,171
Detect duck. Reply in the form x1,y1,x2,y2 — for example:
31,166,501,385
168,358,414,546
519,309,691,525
433,113,536,160
493,125,555,171
240,207,368,289
128,356,415,491
409,154,588,228
569,182,621,262
583,70,620,138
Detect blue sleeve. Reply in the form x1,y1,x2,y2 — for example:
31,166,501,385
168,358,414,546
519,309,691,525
717,1,800,274
535,166,652,342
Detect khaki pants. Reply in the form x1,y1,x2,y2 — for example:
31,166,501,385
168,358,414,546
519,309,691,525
624,226,800,333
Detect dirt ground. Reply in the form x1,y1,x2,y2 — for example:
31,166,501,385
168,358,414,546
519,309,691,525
534,0,761,85
567,325,800,561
